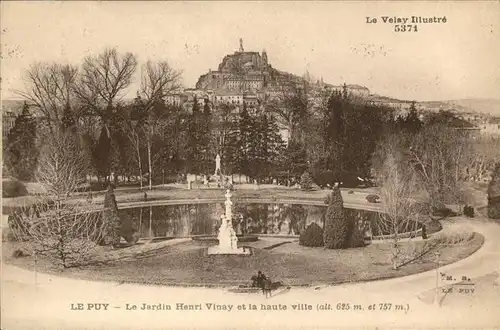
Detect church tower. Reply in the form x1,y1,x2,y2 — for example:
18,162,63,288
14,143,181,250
262,49,268,66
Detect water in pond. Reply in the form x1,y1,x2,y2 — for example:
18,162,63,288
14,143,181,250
117,203,413,239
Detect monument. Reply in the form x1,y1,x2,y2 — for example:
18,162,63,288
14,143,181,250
207,190,251,255
215,154,221,176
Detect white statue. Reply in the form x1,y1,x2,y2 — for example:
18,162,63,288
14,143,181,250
215,154,221,175
225,189,233,221
208,189,250,255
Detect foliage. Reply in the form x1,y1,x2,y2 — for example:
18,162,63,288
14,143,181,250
323,186,348,249
366,194,380,203
248,113,285,181
317,92,394,184
4,103,39,180
299,222,324,247
463,205,475,218
282,140,308,179
347,218,365,248
487,163,500,219
396,101,422,134
102,185,121,246
314,170,336,189
431,207,457,218
2,179,28,198
300,171,314,190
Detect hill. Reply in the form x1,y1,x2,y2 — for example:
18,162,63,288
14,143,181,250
419,99,500,116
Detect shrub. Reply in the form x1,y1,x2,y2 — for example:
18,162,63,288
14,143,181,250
2,180,28,198
12,248,31,258
300,171,314,191
431,207,457,218
347,218,365,248
463,205,475,218
366,194,380,203
299,222,324,247
123,231,141,245
423,219,443,235
487,163,500,219
347,190,354,194
432,228,474,245
315,170,335,188
410,202,431,216
323,187,349,249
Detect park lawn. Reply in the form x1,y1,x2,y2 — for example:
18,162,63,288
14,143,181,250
3,233,483,287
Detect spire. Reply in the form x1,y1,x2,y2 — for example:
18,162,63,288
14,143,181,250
239,38,244,52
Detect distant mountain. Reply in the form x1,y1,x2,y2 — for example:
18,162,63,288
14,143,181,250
419,98,500,116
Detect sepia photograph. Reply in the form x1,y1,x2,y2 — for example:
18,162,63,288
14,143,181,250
1,1,500,329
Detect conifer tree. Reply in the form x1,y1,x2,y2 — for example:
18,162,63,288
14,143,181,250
323,186,349,249
236,102,254,179
102,184,121,247
4,102,39,180
95,126,112,182
488,163,500,219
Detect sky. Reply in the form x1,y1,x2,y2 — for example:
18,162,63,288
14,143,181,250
1,1,500,102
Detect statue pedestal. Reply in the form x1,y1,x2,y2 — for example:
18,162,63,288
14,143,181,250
207,215,251,255
207,190,252,256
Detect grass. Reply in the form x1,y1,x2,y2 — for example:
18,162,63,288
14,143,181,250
3,233,484,287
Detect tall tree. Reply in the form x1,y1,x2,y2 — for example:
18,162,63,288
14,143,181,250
235,102,255,179
17,63,78,131
409,123,471,208
4,103,39,180
74,48,138,121
72,48,138,181
487,163,500,219
378,151,418,269
136,60,182,188
267,85,309,142
323,186,348,249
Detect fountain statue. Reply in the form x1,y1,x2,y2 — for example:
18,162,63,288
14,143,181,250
207,190,251,255
215,154,221,176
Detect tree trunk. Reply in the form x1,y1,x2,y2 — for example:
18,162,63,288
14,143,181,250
147,140,152,191
136,145,143,191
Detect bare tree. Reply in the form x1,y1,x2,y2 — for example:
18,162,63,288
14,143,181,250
17,62,78,128
11,200,104,269
378,152,419,270
74,48,138,120
467,136,500,182
36,130,88,197
138,60,182,190
11,129,104,268
124,119,145,190
409,124,472,208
